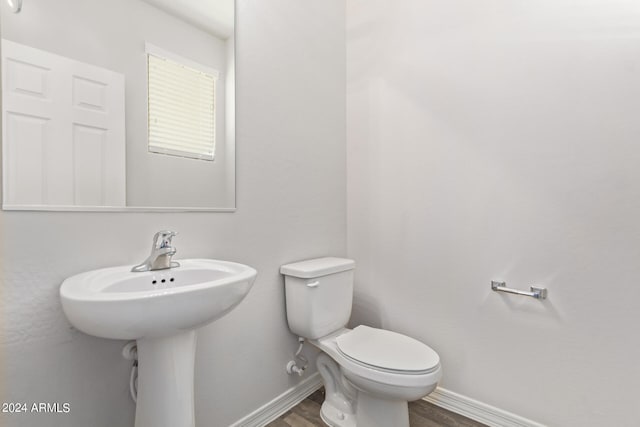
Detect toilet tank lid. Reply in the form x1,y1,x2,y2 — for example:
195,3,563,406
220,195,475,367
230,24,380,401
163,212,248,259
280,257,355,279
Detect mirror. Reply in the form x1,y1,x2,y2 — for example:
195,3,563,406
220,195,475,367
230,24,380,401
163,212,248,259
1,0,235,211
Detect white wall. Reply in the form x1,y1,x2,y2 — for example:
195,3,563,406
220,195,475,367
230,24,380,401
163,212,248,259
0,0,346,426
1,0,232,208
347,1,640,426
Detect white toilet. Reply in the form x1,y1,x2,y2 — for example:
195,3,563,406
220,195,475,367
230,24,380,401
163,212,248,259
281,257,442,427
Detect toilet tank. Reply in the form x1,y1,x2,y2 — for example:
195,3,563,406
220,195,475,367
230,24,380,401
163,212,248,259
281,257,355,340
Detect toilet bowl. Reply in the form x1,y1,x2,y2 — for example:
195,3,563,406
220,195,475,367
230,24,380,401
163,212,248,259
281,257,442,427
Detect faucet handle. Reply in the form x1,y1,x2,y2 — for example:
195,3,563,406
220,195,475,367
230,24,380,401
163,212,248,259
153,230,178,249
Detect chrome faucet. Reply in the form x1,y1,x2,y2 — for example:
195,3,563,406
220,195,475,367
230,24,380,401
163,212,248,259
131,231,180,272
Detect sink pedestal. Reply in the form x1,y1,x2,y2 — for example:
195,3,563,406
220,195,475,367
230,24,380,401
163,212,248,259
135,331,197,427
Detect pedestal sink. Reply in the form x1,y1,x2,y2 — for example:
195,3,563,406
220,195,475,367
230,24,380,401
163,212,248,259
60,259,257,427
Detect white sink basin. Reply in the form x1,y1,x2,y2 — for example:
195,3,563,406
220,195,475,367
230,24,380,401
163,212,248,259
60,259,257,339
59,258,257,427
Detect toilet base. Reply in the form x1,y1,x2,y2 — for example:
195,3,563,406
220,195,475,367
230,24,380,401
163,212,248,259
319,390,410,427
355,394,409,427
320,400,356,427
315,352,410,427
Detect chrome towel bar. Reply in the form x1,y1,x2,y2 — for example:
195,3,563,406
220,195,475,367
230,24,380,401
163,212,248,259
491,281,548,300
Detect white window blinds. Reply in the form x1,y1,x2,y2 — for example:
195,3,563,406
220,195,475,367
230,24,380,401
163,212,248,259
147,46,218,161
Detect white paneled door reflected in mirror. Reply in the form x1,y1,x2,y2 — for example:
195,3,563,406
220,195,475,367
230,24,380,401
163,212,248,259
0,0,236,211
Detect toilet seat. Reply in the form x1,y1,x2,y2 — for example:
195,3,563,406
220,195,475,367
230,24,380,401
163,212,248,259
336,326,440,375
313,328,442,390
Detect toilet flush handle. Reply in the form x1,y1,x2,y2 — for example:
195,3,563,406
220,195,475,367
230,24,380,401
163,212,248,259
306,281,320,288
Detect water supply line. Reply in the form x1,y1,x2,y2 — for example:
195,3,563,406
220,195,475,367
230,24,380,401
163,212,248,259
122,342,138,403
286,337,308,376
129,362,138,403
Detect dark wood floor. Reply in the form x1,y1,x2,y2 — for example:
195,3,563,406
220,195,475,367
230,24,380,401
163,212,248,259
266,388,487,427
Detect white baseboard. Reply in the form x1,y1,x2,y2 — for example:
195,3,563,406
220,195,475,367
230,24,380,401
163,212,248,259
423,387,547,427
229,375,545,427
229,373,322,427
